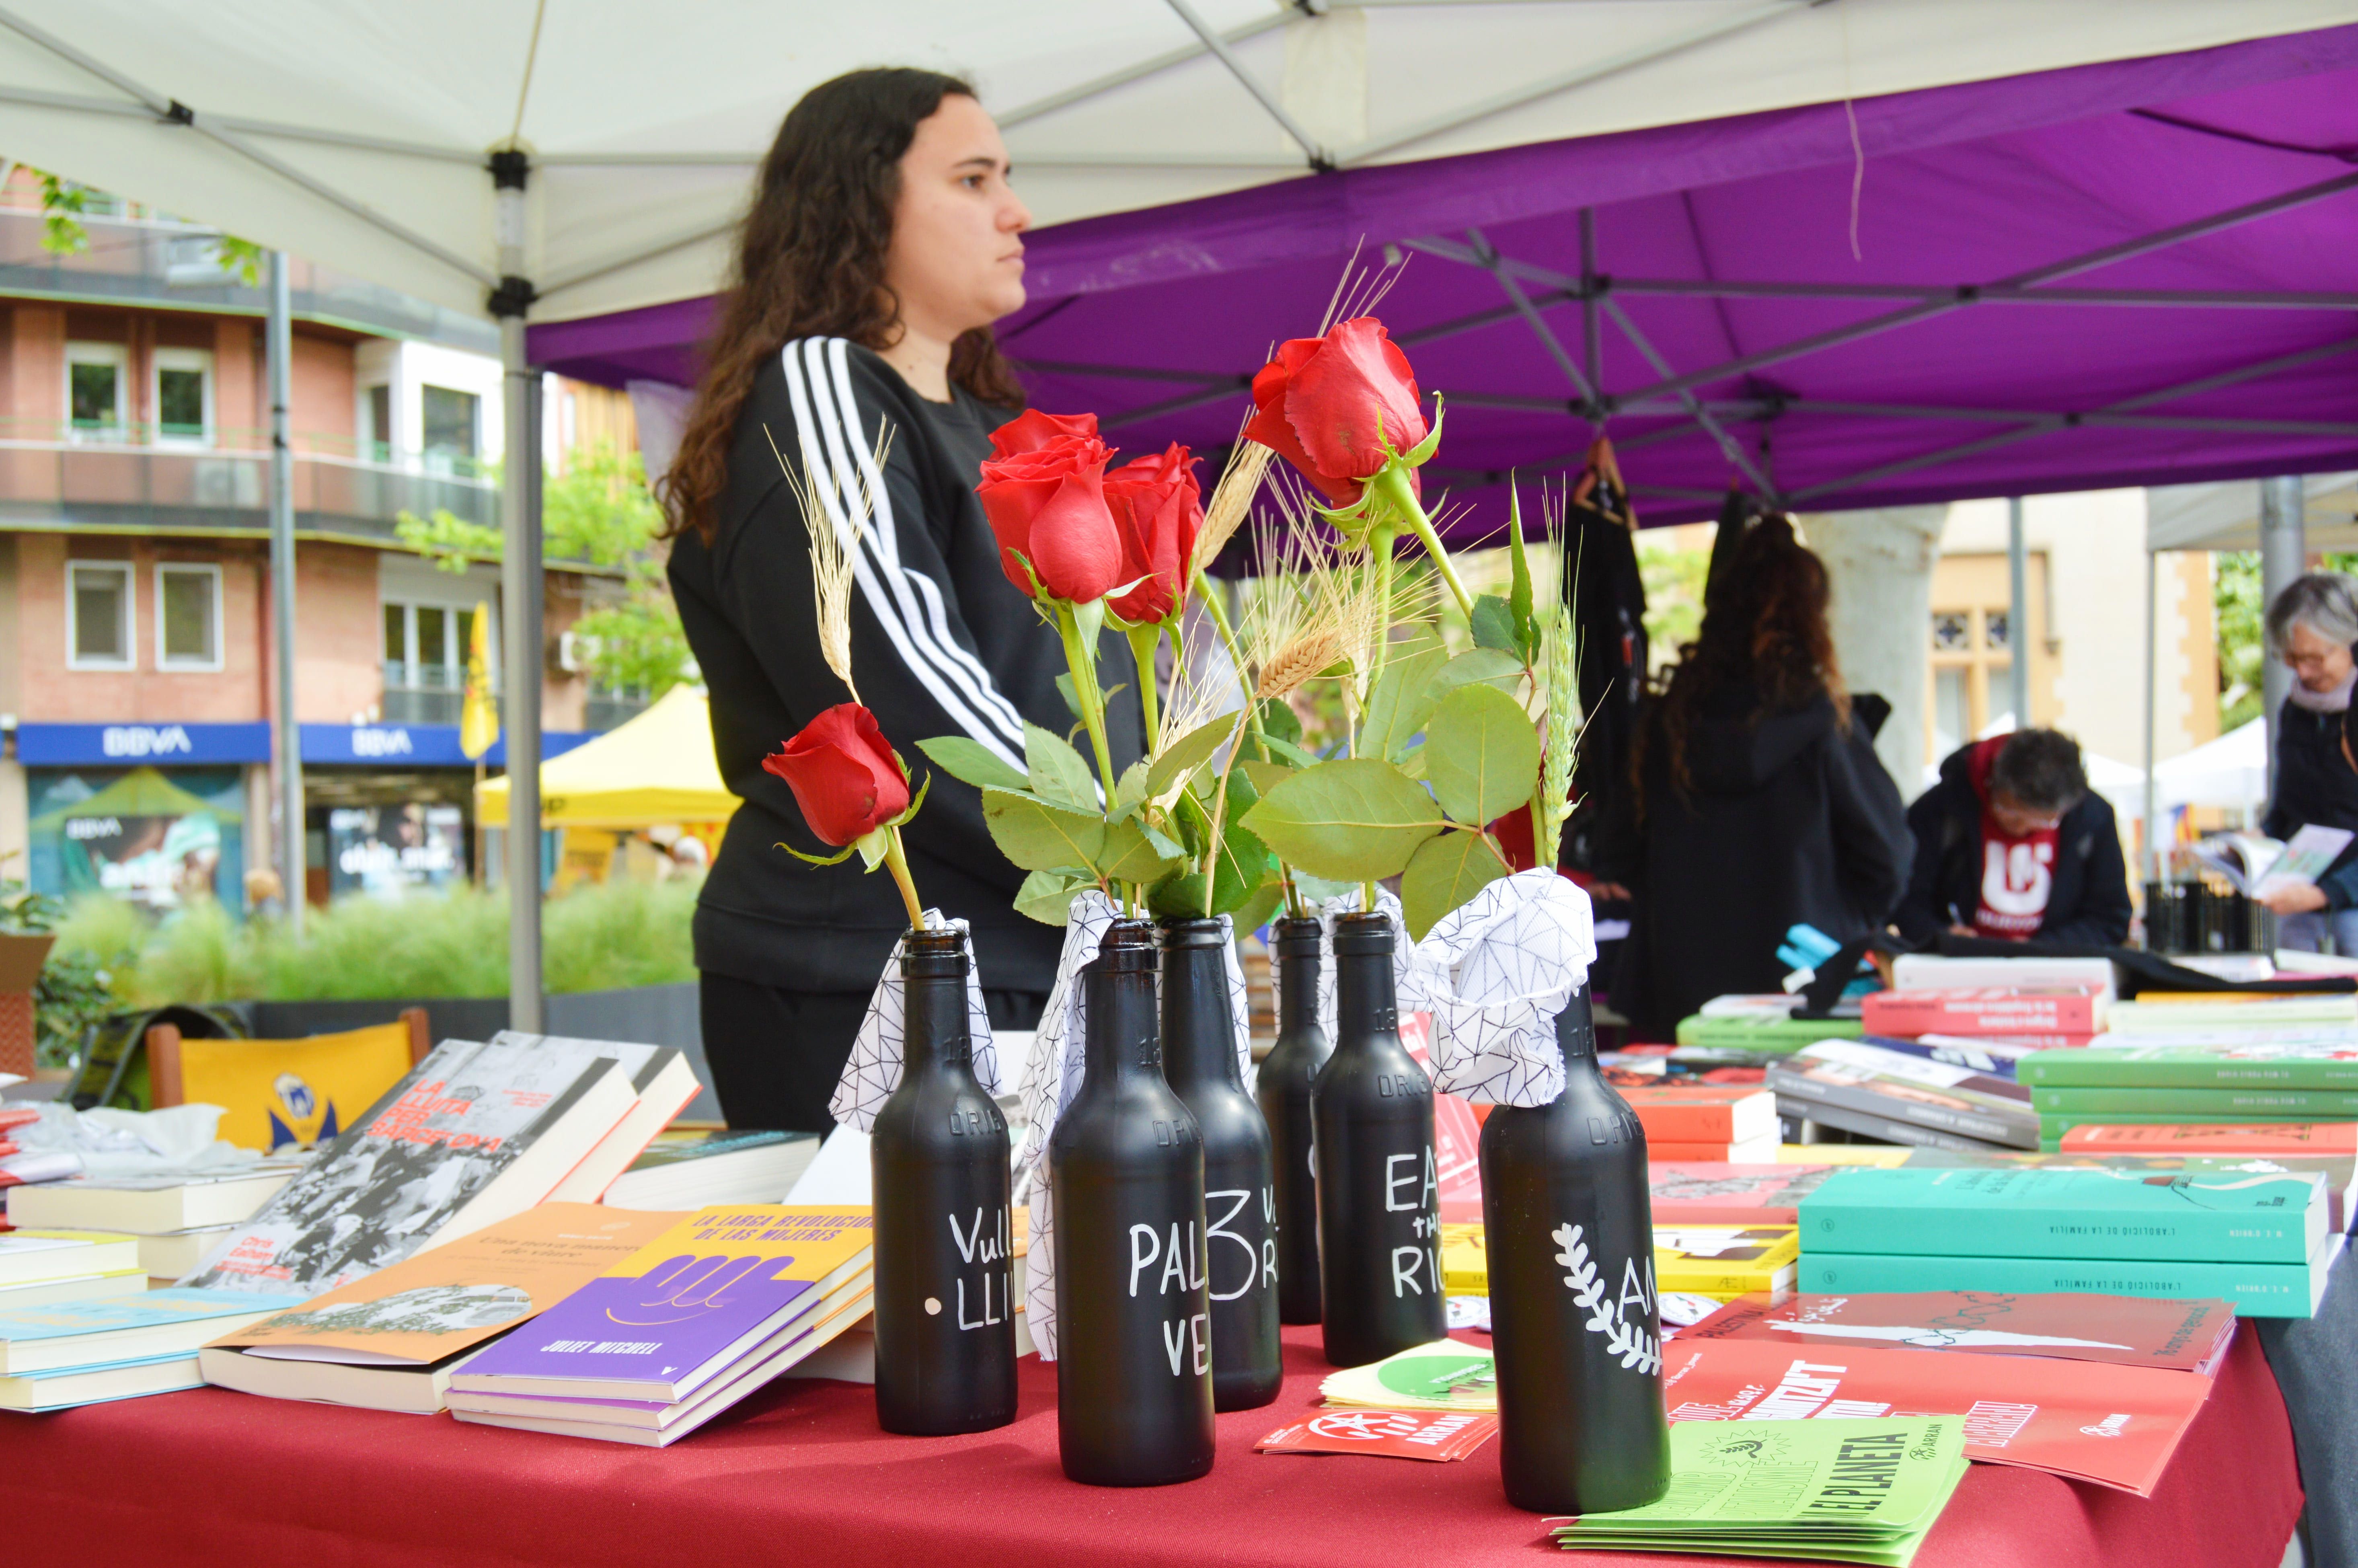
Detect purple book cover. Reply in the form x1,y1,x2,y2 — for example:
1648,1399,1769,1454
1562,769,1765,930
452,1208,869,1389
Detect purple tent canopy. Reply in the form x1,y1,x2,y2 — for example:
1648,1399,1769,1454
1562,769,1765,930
530,23,2358,534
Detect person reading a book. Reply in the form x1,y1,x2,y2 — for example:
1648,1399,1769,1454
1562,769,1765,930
1895,728,2130,947
659,70,1144,1131
2256,572,2358,951
1598,516,1912,1039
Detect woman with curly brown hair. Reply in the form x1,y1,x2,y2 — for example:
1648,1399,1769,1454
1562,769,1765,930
663,69,1143,1131
1598,515,1912,1040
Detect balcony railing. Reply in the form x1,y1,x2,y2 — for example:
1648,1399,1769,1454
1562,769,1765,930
0,427,497,540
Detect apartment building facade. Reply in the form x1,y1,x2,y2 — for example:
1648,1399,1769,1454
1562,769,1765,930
0,183,641,913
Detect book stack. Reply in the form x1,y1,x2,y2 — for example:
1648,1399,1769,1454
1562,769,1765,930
2105,996,2358,1034
1898,1144,2358,1234
1619,1085,1779,1162
0,1228,145,1311
1860,984,2107,1046
600,1129,820,1210
1770,1037,2039,1153
2022,1036,2358,1149
1436,1220,1799,1306
7,1163,303,1282
444,1205,874,1446
0,1286,303,1412
1675,997,1863,1054
1798,1166,2337,1318
200,1203,684,1412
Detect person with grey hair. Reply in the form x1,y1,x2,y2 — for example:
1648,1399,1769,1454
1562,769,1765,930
2256,571,2358,952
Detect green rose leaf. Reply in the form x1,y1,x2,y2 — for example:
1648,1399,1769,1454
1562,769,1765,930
1360,640,1450,764
1470,593,1521,655
1025,721,1098,811
1101,817,1188,884
1401,830,1511,940
1257,733,1320,768
1014,870,1089,926
1229,880,1287,935
1147,715,1233,797
1432,647,1524,701
1425,683,1541,826
915,736,1029,795
1241,757,1446,882
1256,697,1303,747
1111,759,1151,825
983,787,1106,873
1241,758,1295,796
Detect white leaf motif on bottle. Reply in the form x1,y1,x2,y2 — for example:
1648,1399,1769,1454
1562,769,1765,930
1552,1223,1661,1375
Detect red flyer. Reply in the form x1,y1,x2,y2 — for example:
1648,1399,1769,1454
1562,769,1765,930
1864,986,2105,1037
1657,1334,2214,1496
1257,1407,1499,1461
1681,1291,2236,1375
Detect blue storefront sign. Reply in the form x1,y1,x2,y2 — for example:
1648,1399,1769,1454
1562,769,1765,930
299,723,592,768
15,722,275,767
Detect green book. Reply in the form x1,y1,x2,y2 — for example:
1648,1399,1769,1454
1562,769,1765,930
2037,1110,2332,1149
1799,1245,2334,1318
1799,1166,2326,1263
1555,1416,1968,1567
2031,1086,2358,1115
2021,1040,2358,1090
1677,1014,1865,1052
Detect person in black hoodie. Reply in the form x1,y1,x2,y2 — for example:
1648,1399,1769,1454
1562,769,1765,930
1895,728,2130,948
2253,572,2358,952
659,70,1143,1131
1599,515,1912,1040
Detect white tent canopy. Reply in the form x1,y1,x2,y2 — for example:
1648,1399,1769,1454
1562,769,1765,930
2153,717,2270,814
2146,473,2358,553
0,0,2342,326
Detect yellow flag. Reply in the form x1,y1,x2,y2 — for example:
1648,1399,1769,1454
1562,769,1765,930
460,600,499,760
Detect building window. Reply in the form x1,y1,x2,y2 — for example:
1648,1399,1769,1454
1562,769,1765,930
1985,609,2010,651
67,561,134,669
153,348,214,446
383,599,491,724
66,342,128,440
421,385,479,474
1931,610,1971,652
362,384,393,464
157,563,223,670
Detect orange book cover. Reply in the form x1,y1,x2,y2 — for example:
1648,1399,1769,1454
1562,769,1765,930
208,1202,686,1366
1619,1085,1775,1141
2059,1122,2358,1155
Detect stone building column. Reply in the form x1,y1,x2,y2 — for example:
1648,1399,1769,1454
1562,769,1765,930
1800,506,1948,797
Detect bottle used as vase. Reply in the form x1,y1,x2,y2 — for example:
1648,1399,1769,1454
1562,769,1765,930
1049,919,1217,1486
1312,910,1444,1367
1158,917,1281,1411
867,927,1018,1436
1479,984,1670,1514
1255,914,1330,1325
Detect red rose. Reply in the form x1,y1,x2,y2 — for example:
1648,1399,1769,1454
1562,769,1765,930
976,421,1123,602
1244,317,1426,508
989,409,1099,461
762,703,910,847
1103,443,1202,623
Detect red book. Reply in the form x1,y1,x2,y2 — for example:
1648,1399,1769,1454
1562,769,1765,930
1658,1333,2212,1496
0,1107,38,1135
1648,1163,1840,1225
1680,1290,2237,1375
1864,985,2106,1037
2060,1122,2358,1156
1647,1139,1777,1162
1618,1085,1777,1143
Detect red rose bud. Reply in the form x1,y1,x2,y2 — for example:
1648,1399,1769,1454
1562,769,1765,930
1244,317,1427,508
762,703,910,847
1104,443,1202,623
976,422,1124,602
989,408,1099,461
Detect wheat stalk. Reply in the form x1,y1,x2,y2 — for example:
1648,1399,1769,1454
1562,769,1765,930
765,419,893,705
1191,436,1273,579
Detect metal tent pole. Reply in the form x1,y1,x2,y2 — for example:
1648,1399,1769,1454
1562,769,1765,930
492,151,544,1034
2259,475,2307,801
266,251,302,937
2143,549,2159,884
2007,497,2029,731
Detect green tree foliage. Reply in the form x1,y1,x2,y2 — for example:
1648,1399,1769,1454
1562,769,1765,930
28,168,263,284
2215,552,2266,732
1636,528,1712,674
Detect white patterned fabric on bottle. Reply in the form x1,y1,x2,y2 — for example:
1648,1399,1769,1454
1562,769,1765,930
1267,886,1431,1044
826,912,1002,1134
1414,869,1596,1108
1011,890,1119,1362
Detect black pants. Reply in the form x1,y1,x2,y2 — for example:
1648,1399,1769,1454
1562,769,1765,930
698,972,1046,1134
2259,1241,2358,1568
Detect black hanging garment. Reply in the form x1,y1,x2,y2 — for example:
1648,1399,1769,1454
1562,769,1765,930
1560,442,1647,875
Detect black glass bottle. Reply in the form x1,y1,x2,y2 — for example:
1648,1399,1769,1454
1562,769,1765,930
867,928,1018,1436
1050,920,1217,1486
1313,910,1445,1367
1159,917,1281,1411
1479,984,1671,1515
1255,915,1330,1325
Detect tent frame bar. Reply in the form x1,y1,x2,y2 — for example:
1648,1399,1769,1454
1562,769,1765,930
998,9,1289,130
1161,0,1330,169
1598,292,1777,499
1466,226,1596,403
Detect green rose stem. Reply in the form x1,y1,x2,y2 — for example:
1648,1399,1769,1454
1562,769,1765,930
1191,566,1309,917
1369,463,1473,619
1360,519,1400,913
880,825,926,933
1126,622,1163,744
1054,599,1122,804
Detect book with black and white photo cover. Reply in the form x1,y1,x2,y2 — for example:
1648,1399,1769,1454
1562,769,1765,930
485,1032,700,1203
600,1130,819,1210
182,1038,637,1297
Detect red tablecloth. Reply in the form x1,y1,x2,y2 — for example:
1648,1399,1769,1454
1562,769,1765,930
3,1323,2299,1568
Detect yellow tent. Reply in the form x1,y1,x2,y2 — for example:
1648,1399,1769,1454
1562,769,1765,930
476,686,737,829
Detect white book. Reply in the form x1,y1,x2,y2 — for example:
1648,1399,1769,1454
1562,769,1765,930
0,1270,147,1311
489,1032,701,1203
0,1352,205,1412
0,1230,140,1286
197,1345,452,1415
1890,954,2116,1000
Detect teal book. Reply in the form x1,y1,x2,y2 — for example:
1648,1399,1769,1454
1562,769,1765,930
0,1286,307,1375
2031,1086,2358,1116
1799,1245,2335,1319
1799,1166,2327,1264
2022,1041,2358,1091
0,1352,206,1412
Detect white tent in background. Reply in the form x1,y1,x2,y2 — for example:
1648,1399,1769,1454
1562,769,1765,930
2152,717,2270,814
